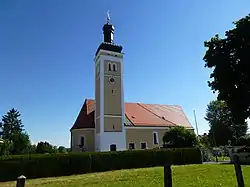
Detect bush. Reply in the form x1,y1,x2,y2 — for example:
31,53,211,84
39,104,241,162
163,126,198,148
0,147,201,182
237,136,250,146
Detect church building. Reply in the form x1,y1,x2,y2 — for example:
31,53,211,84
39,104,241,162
70,15,193,152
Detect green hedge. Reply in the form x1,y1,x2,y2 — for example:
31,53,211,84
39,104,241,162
0,147,201,182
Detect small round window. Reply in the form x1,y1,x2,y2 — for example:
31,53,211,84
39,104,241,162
109,77,115,84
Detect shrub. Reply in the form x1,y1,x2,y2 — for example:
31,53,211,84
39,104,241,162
0,147,201,182
238,136,250,146
163,126,198,148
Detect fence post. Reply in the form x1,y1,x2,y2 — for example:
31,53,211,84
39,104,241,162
233,155,245,187
16,175,26,187
164,162,172,187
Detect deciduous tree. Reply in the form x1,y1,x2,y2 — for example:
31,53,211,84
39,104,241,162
199,133,211,147
36,141,57,154
205,100,248,146
58,146,67,153
0,140,13,155
11,132,31,154
203,14,250,125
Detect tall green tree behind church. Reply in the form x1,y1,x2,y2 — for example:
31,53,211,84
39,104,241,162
205,100,248,146
203,14,250,125
0,108,31,154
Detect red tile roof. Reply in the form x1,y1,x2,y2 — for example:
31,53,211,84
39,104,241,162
71,100,95,130
125,103,174,126
71,99,193,130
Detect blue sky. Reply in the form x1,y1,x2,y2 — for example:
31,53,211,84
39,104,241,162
0,1,250,147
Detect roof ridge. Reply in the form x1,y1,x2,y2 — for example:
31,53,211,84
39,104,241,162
137,103,175,125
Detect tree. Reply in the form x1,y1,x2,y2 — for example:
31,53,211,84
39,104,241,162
11,132,31,154
163,126,198,148
36,141,57,154
0,108,24,140
0,109,31,154
0,140,13,156
58,146,67,153
199,133,211,147
22,144,37,154
205,100,248,146
203,14,250,125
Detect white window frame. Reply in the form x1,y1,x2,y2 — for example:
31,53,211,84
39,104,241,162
140,141,147,150
153,131,159,145
128,142,136,150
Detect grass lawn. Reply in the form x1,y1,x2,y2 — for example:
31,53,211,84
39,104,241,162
1,164,250,187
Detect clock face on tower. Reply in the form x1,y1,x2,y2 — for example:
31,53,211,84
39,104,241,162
109,77,115,84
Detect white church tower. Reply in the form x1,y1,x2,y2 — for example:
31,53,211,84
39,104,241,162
94,12,126,152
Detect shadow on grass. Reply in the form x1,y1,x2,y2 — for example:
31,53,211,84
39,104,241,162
220,162,232,165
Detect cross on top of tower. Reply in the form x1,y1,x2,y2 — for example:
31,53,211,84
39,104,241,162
95,11,123,56
106,10,110,24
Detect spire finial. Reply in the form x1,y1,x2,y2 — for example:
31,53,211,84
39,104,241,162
106,10,110,24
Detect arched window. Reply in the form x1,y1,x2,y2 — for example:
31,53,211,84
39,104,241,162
80,136,84,147
108,63,112,71
112,63,117,71
153,132,159,145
